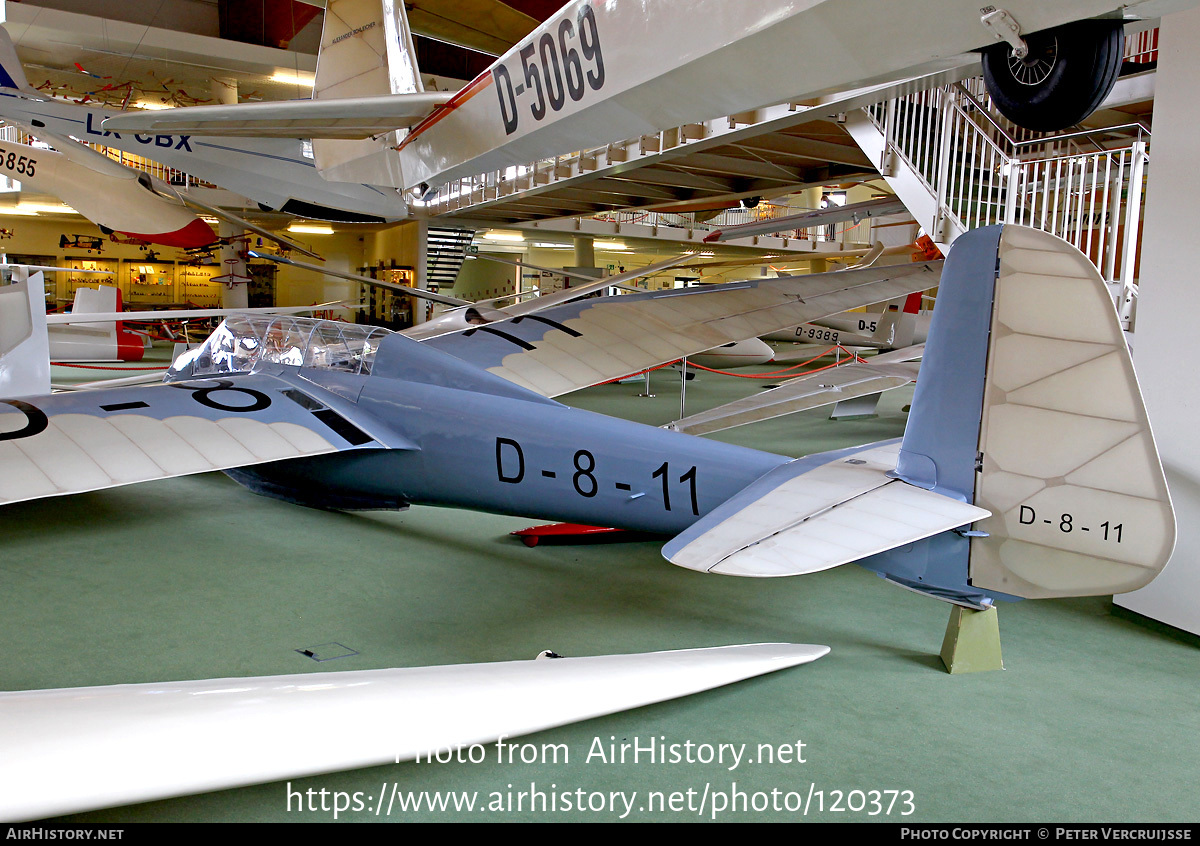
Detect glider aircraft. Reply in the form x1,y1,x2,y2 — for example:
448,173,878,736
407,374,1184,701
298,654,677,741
0,226,1173,817
0,225,1172,607
0,120,325,259
98,0,1189,201
0,29,403,224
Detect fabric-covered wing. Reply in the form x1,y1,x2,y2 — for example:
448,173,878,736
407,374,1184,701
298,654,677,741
100,93,453,139
0,371,399,506
424,262,940,397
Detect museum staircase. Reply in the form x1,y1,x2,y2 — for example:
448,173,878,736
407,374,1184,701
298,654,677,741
843,59,1155,328
426,226,475,290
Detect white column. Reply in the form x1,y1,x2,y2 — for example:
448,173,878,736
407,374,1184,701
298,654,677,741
1115,7,1200,634
573,235,595,268
217,220,249,309
413,218,428,324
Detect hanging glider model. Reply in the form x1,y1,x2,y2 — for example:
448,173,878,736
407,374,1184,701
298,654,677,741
0,120,326,258
98,0,1192,199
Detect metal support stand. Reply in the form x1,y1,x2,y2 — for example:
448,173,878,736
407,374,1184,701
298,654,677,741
679,357,688,419
637,370,654,398
940,605,1004,674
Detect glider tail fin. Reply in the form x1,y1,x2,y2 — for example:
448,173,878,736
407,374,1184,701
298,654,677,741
0,28,37,96
884,224,1173,600
311,0,417,184
0,269,50,397
665,225,1173,605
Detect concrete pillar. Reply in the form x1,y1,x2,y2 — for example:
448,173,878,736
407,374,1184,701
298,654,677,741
413,218,429,324
1114,7,1200,635
217,220,248,309
573,235,594,268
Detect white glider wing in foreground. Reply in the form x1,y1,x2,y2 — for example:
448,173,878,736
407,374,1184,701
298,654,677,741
0,643,827,821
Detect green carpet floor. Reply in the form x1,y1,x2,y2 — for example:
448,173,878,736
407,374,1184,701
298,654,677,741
3,346,1197,822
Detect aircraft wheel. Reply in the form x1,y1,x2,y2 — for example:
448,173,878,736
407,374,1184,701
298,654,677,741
981,19,1124,132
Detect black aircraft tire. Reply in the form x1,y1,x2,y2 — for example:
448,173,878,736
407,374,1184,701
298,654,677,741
982,19,1124,132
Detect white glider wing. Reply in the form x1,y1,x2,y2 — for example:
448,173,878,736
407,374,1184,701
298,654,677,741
0,370,401,507
424,262,940,397
101,93,453,139
0,644,826,821
667,360,920,436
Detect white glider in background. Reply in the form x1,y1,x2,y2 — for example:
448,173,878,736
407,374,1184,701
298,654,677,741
4,119,325,260
47,283,358,363
668,344,924,436
0,129,217,249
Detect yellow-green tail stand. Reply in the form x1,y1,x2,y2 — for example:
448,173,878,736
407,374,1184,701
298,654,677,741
940,606,1004,673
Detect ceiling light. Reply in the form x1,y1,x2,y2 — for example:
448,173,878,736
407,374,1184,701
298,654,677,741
594,240,628,251
482,230,525,242
134,101,172,111
286,223,333,235
271,72,315,88
3,202,76,215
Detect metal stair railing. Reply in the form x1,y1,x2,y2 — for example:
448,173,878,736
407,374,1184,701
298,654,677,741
426,226,476,289
862,76,1149,327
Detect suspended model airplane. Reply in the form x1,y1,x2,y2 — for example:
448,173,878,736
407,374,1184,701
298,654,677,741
99,0,1190,200
0,225,1172,816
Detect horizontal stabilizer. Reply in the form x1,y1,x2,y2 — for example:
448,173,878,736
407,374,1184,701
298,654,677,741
0,643,826,820
667,361,917,435
101,93,453,139
664,443,988,577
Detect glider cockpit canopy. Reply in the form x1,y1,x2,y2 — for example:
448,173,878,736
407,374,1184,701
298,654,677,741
169,315,393,379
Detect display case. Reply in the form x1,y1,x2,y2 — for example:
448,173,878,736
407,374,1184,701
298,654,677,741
6,252,60,309
177,263,223,307
61,256,119,307
246,262,276,308
127,261,176,305
360,265,415,329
